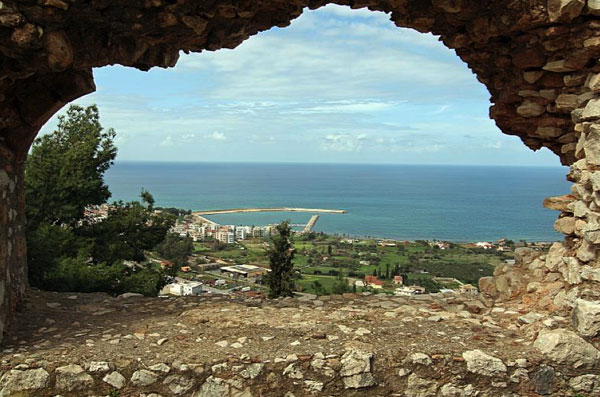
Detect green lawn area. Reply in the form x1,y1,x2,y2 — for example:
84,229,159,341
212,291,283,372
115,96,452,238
296,274,340,295
190,236,514,288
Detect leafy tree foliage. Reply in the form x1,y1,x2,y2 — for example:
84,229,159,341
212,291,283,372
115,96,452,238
25,105,117,230
266,221,295,298
156,233,194,267
81,197,174,265
25,105,173,296
331,272,351,295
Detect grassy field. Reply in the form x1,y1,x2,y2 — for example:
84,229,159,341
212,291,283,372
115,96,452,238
188,234,518,295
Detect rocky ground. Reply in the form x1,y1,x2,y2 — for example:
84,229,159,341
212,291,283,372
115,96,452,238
0,289,599,396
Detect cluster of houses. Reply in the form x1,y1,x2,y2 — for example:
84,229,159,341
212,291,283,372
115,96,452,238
474,238,513,252
354,274,479,296
83,204,110,223
172,218,276,244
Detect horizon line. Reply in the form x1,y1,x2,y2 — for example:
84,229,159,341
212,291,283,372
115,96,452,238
109,160,567,168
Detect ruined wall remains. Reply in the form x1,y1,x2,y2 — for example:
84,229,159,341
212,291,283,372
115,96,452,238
1,0,600,344
0,145,26,341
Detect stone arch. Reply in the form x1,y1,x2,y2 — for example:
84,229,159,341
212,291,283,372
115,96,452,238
1,0,600,341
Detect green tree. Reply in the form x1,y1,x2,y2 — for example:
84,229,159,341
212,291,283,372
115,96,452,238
25,104,117,230
81,193,175,264
332,272,350,295
266,221,295,298
311,280,327,295
156,232,194,267
25,104,172,296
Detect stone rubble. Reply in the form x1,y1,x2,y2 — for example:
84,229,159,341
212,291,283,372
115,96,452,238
0,290,599,395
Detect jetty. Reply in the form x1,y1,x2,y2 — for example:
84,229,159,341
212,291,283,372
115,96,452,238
302,215,320,233
193,207,347,215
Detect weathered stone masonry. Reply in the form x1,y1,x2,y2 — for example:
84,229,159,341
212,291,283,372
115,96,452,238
2,0,600,344
0,146,26,342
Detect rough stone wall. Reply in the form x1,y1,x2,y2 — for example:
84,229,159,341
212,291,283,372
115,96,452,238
477,77,600,338
1,0,600,342
0,144,27,341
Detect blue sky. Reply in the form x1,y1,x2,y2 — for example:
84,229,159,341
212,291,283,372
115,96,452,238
41,5,561,166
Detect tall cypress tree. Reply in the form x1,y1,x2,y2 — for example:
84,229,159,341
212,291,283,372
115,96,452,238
266,221,295,298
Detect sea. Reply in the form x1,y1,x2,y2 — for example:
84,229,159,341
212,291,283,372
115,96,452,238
104,162,571,242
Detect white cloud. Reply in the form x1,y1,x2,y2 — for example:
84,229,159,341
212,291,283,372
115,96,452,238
250,134,276,144
484,140,503,149
181,133,196,142
432,104,451,115
36,4,559,166
321,134,365,152
316,4,390,20
160,136,174,146
175,6,478,103
205,131,227,141
284,100,403,114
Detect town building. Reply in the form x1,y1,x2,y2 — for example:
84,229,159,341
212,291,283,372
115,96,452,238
395,285,426,296
235,227,247,240
393,275,404,285
220,264,269,281
217,231,235,244
167,281,203,296
354,280,365,288
476,241,493,250
364,275,383,289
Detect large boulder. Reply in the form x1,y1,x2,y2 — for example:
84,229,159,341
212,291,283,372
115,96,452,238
569,374,600,393
495,271,525,299
103,371,127,390
131,369,158,387
533,328,600,367
583,124,600,164
462,350,507,377
545,242,568,271
543,195,576,211
478,276,497,297
340,349,376,389
572,299,600,337
55,364,94,391
514,247,542,266
547,0,585,22
0,368,49,396
194,376,230,397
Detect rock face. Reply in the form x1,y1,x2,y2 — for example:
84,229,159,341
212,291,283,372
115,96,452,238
1,0,600,345
1,289,600,396
462,350,507,377
533,328,600,367
55,364,94,391
571,299,600,336
0,368,50,395
339,349,376,389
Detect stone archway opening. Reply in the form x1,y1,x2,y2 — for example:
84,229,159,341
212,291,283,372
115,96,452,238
1,0,600,352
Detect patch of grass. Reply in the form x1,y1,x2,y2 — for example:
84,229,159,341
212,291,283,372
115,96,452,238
296,275,340,295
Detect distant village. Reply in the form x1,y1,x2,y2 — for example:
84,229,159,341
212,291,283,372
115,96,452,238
171,217,276,244
86,204,554,300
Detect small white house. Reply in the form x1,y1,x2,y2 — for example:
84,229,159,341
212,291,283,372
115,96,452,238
167,282,203,296
182,282,203,296
168,283,184,296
